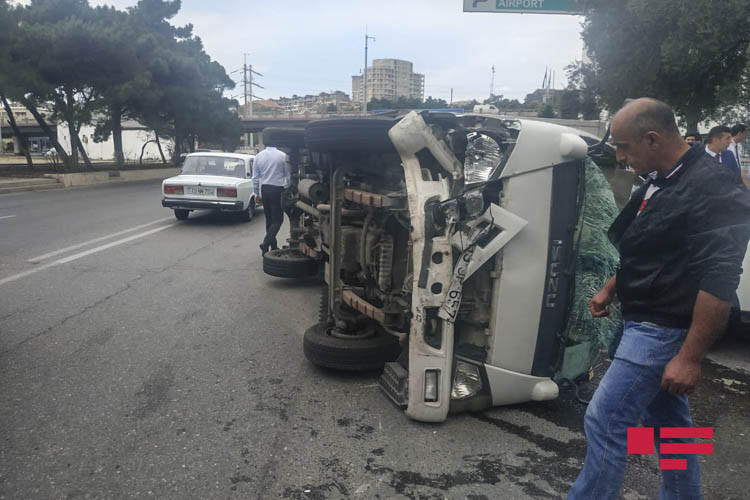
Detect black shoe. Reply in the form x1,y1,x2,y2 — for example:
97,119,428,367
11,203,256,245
260,244,268,255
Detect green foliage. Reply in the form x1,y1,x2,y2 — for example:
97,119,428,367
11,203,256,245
367,95,449,110
540,103,556,118
576,0,750,129
483,94,527,110
2,0,239,167
558,89,581,119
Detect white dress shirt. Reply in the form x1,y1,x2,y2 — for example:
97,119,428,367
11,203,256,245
252,146,290,195
705,145,721,162
727,140,741,166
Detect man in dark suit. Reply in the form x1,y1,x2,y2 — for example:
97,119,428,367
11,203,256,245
726,124,746,179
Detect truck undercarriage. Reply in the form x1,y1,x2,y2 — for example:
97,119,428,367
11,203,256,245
262,112,623,422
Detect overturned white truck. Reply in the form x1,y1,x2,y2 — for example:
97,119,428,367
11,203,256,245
260,112,713,423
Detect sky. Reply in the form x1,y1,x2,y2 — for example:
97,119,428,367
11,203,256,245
12,0,586,103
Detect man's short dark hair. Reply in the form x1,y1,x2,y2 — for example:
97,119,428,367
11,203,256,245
629,99,681,139
685,131,701,140
707,125,731,143
731,123,747,136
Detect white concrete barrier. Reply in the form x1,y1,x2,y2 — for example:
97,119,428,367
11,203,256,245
45,168,179,187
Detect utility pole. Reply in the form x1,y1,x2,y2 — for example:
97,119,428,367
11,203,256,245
240,54,264,148
450,88,453,106
490,65,495,99
243,53,250,111
363,28,376,115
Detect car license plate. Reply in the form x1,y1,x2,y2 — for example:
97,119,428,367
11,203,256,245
185,186,215,196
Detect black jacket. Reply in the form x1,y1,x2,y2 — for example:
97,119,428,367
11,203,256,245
608,144,750,328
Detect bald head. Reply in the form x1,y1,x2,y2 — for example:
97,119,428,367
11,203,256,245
610,98,690,176
612,98,681,141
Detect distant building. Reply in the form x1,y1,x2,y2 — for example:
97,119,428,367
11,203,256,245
1,102,56,154
274,91,352,114
352,58,425,107
525,88,565,106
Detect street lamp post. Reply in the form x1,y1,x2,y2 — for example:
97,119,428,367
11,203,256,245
363,30,375,115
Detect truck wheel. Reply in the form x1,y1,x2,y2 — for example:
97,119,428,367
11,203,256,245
304,118,398,153
262,127,306,149
262,248,318,278
174,209,189,220
303,322,401,372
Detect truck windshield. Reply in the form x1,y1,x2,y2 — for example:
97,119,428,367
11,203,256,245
182,156,246,178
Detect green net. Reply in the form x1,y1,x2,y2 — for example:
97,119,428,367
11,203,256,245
556,159,623,382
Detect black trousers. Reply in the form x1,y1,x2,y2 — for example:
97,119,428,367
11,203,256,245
261,184,284,250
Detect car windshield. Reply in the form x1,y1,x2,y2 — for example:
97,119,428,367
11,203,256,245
181,156,247,178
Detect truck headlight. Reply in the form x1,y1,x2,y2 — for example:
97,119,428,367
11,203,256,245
451,361,482,400
463,190,485,218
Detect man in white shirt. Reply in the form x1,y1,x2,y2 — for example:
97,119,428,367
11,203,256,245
728,124,746,174
252,146,290,254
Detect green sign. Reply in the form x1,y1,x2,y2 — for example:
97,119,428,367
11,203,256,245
463,0,581,15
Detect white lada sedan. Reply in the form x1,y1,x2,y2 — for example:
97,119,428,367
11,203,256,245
161,152,257,221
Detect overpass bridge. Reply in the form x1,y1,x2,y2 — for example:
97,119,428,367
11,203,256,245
239,112,363,133
239,111,607,138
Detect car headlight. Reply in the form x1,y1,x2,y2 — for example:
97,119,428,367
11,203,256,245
451,361,482,400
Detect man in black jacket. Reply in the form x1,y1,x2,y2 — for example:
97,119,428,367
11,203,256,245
568,98,750,500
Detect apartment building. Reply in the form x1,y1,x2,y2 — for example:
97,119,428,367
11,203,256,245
352,58,425,106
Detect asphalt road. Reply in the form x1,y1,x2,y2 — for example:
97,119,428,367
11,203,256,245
0,180,748,499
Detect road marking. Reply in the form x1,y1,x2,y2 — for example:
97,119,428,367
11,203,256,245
0,215,17,220
0,223,177,287
28,217,173,263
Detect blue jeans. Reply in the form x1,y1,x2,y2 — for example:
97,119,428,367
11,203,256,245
568,321,702,500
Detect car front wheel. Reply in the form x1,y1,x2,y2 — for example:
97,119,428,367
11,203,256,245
174,209,189,220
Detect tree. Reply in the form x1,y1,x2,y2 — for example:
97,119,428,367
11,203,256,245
0,1,34,166
558,89,581,119
367,95,449,111
540,103,556,118
11,0,109,169
576,0,750,130
565,61,602,120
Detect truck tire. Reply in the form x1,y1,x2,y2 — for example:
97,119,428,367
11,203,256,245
304,118,398,153
303,322,401,372
262,248,318,278
262,127,306,149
